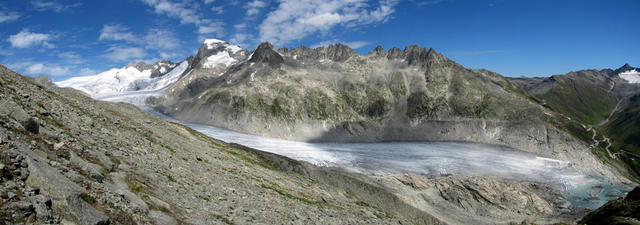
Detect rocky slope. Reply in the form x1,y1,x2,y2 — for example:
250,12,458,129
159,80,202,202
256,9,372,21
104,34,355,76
1,64,429,224
509,64,640,180
147,41,628,184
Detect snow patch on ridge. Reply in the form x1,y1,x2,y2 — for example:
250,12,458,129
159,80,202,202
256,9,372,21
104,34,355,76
202,51,237,68
619,70,640,84
204,38,243,53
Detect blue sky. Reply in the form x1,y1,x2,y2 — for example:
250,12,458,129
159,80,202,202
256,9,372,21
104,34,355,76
0,0,638,81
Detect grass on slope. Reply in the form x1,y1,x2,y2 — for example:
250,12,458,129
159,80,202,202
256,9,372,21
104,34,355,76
539,77,615,125
605,95,640,178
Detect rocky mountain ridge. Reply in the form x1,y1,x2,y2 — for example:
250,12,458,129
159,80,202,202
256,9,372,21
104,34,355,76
140,41,630,185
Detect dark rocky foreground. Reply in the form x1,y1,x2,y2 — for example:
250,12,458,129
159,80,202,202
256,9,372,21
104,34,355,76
578,186,640,225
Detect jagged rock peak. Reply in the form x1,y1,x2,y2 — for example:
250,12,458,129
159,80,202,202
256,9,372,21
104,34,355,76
367,45,387,57
616,63,637,73
249,42,284,66
324,44,357,62
403,45,433,66
386,47,403,60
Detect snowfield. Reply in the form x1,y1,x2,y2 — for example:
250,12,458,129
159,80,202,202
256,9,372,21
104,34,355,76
56,61,188,97
619,69,640,83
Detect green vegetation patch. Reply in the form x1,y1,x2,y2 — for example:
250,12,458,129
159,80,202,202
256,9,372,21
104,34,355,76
406,92,437,119
81,193,97,204
540,78,615,125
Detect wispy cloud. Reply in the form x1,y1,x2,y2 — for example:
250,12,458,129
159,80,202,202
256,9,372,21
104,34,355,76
7,61,99,77
31,0,83,13
259,0,399,46
78,67,99,76
98,24,185,61
449,50,505,57
102,46,147,62
98,24,138,43
245,0,267,16
211,6,224,14
0,11,20,23
8,29,54,48
140,0,224,37
410,0,448,6
25,63,70,76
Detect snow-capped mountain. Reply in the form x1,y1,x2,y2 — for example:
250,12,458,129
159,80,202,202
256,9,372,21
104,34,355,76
56,39,246,98
56,60,189,97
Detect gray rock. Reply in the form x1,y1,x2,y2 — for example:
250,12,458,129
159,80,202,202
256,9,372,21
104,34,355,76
0,100,30,126
69,152,104,182
149,210,177,225
7,191,16,199
53,142,64,151
249,42,284,67
26,157,109,225
10,201,33,210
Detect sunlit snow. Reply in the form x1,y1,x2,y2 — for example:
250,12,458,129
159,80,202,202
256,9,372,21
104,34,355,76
202,51,237,68
55,61,188,97
619,69,640,83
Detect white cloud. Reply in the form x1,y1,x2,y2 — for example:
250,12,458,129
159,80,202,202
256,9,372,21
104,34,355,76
0,11,20,23
233,23,248,30
99,24,138,43
145,29,182,50
229,33,252,48
204,0,216,3
102,46,147,61
211,6,224,14
197,20,225,38
8,29,54,48
259,0,399,46
410,0,447,6
140,0,225,39
31,0,83,12
78,68,99,76
57,51,81,59
25,63,70,76
141,0,202,24
246,0,267,16
0,49,13,56
97,25,185,61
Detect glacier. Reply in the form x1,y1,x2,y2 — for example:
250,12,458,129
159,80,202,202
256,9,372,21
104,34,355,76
619,69,640,84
